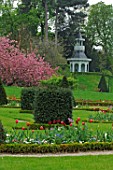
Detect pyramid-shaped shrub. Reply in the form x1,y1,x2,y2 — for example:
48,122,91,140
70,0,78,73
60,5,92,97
60,76,69,88
98,75,109,92
0,78,7,105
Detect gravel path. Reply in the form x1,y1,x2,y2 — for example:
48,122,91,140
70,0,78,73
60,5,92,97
1,151,113,157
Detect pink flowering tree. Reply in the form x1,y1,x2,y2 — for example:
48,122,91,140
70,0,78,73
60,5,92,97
0,37,58,86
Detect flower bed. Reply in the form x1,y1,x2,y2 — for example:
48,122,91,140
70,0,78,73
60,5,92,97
4,119,113,145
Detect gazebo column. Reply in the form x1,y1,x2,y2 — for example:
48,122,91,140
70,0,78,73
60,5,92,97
71,62,74,72
87,63,89,72
78,63,81,72
85,63,87,72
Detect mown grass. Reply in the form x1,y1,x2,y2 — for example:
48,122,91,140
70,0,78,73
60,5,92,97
73,89,113,101
0,108,34,130
75,73,101,91
73,110,112,132
0,107,112,133
4,85,22,99
4,85,113,101
0,155,113,170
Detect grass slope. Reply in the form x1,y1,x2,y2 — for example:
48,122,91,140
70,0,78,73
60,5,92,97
4,73,113,100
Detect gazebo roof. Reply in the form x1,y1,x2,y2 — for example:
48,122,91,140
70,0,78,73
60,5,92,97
73,51,87,59
76,32,85,41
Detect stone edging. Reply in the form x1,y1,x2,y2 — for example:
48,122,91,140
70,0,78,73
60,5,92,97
1,151,113,157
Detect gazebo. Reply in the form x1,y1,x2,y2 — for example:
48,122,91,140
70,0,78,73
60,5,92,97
67,32,92,72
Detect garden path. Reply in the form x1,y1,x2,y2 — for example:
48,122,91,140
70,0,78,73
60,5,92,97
1,151,113,157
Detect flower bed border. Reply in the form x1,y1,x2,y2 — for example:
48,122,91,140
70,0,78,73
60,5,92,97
1,142,113,154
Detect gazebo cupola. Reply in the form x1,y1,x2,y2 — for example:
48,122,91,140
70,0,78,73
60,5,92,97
67,32,92,72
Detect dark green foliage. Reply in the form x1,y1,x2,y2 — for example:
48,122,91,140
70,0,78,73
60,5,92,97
0,79,7,105
98,75,109,92
34,88,73,124
60,76,69,88
0,120,6,143
0,142,113,154
21,88,36,110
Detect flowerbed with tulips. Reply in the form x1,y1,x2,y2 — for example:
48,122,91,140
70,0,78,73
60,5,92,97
5,118,113,145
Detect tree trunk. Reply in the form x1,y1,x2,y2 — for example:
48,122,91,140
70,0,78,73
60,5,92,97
55,7,58,48
44,0,48,43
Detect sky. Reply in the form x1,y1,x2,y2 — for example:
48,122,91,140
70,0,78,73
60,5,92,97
88,0,113,5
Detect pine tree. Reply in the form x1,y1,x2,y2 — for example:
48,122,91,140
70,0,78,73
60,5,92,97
0,78,7,105
98,75,109,92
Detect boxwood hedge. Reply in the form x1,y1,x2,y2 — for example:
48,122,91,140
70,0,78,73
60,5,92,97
34,87,73,124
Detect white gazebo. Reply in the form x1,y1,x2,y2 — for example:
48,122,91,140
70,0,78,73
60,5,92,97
67,32,92,72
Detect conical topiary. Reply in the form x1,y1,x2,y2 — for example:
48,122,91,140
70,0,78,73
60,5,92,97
0,120,6,143
0,78,7,105
98,75,109,92
60,76,69,88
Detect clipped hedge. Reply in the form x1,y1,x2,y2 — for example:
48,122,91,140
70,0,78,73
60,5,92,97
21,87,36,110
0,79,7,105
34,87,73,124
0,120,6,143
1,142,113,154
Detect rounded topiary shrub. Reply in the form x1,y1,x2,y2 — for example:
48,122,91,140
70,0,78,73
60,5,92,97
21,87,36,110
34,87,73,124
0,78,7,105
0,120,6,143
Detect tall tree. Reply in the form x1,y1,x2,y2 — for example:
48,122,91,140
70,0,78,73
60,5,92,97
56,0,89,58
85,2,113,72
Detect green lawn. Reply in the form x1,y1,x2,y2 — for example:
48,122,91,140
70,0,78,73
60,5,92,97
0,108,34,130
0,155,113,170
4,85,22,99
4,84,113,101
73,110,112,132
0,107,112,133
73,89,113,101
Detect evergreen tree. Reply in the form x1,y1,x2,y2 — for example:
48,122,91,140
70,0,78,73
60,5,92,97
60,76,69,88
98,75,109,92
0,79,7,105
57,0,89,58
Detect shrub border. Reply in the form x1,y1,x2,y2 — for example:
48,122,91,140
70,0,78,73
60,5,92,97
0,142,113,154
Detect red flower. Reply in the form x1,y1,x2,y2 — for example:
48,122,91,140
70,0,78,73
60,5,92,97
61,121,66,126
26,122,30,126
40,126,44,130
76,120,79,124
82,122,85,125
61,121,64,125
77,117,81,121
22,127,25,130
48,121,52,125
15,119,19,124
69,123,73,126
57,120,61,123
53,120,56,124
89,119,93,123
